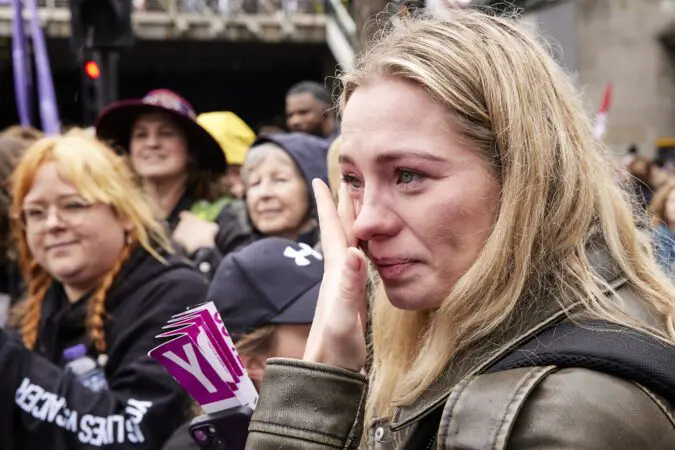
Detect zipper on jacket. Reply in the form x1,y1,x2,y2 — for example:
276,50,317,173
424,436,436,450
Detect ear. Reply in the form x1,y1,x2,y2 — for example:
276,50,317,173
123,222,135,236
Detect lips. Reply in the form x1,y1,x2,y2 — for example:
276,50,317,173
257,209,283,216
371,257,420,282
140,153,167,161
45,241,77,251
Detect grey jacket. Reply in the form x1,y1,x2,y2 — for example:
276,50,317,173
245,249,675,449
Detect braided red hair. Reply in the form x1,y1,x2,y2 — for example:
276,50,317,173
86,243,133,353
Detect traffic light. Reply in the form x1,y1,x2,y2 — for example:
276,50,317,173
84,60,101,80
71,0,130,125
69,0,134,51
81,57,102,125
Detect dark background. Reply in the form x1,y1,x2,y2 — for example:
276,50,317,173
0,37,336,131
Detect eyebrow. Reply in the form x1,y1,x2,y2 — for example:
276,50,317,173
23,193,84,204
339,150,445,165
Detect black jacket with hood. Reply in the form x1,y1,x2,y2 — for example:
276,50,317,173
0,245,208,449
192,132,329,277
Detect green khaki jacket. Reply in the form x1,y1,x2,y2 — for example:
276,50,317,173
246,249,675,449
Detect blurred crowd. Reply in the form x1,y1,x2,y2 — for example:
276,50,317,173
0,79,339,449
618,144,675,278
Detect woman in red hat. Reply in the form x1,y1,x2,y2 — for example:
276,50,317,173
96,90,236,273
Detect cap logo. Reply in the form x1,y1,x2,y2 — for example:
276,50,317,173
283,243,323,267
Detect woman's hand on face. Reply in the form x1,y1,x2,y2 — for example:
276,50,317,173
303,180,368,373
172,212,219,255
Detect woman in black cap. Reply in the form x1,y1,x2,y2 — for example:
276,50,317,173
96,90,238,274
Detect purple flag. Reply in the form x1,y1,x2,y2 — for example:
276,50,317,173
149,302,259,412
164,308,245,380
158,321,240,390
149,331,241,413
25,0,60,134
11,0,32,126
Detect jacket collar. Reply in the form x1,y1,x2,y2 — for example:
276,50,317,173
390,241,628,430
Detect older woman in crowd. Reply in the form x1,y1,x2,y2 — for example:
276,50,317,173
246,9,675,449
242,133,329,248
201,131,330,268
0,130,207,449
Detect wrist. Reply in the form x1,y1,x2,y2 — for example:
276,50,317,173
303,346,364,374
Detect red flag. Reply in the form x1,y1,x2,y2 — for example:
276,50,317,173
593,83,612,140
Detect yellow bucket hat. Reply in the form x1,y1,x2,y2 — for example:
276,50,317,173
196,111,256,166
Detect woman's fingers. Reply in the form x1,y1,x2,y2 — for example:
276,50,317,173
347,248,369,335
313,179,347,261
306,179,368,372
340,247,367,316
338,183,358,248
305,246,368,372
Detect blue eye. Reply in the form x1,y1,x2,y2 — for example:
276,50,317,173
396,169,421,184
341,174,362,189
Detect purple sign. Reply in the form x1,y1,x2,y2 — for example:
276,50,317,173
158,321,240,391
149,302,258,413
165,308,245,379
149,332,240,413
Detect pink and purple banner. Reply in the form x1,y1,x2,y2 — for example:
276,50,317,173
149,303,258,414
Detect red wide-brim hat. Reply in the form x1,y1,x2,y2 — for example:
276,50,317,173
95,89,227,174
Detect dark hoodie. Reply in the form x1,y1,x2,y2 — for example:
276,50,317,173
0,245,209,449
192,133,329,278
236,132,329,247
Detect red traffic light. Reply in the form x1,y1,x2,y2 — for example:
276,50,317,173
84,60,100,79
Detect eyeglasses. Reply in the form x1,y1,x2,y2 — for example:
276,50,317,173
18,199,94,233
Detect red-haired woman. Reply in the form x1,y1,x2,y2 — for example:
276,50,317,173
0,130,207,449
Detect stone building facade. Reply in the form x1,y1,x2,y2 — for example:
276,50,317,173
523,0,675,157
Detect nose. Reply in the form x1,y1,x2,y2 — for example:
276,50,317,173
287,114,302,131
146,131,160,148
43,205,64,230
256,178,276,200
351,189,399,242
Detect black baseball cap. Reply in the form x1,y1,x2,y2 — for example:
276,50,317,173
207,237,324,338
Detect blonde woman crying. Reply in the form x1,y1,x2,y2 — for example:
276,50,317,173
245,9,675,450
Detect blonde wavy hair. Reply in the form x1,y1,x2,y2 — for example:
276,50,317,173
10,129,173,353
340,10,675,422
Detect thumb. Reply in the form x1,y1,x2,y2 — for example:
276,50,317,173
340,247,368,315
